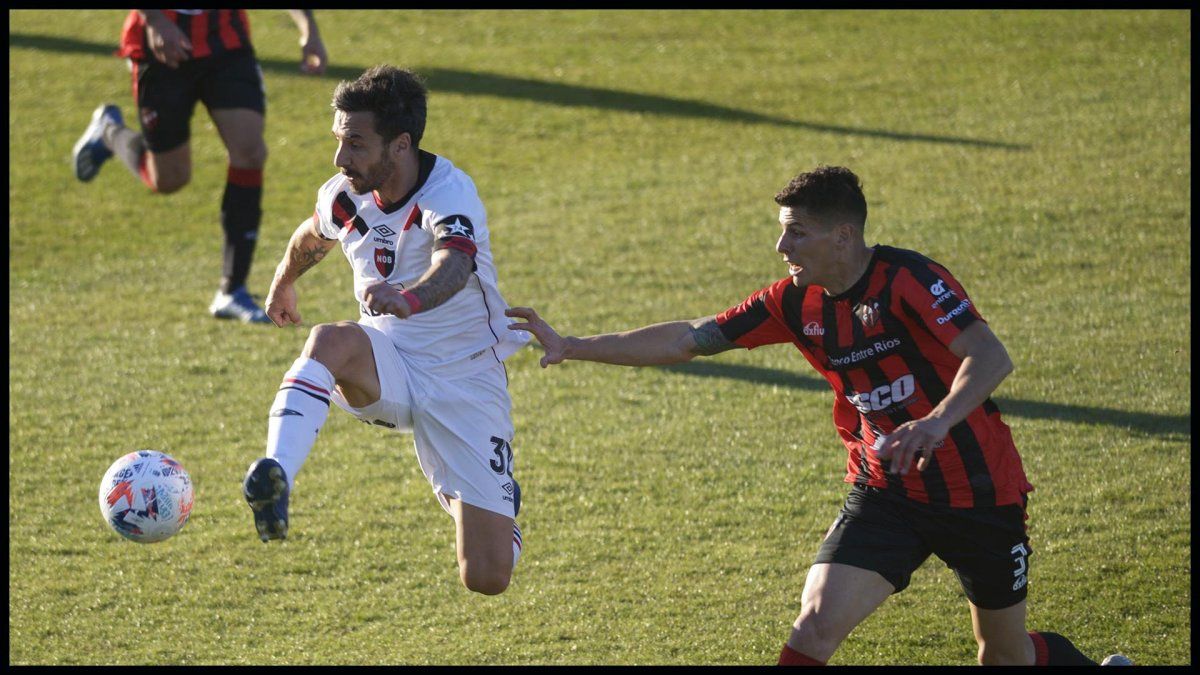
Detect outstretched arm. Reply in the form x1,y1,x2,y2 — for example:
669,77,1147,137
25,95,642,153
286,10,327,75
265,217,337,326
505,307,738,368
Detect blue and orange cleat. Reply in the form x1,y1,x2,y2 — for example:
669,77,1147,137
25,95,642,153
72,104,123,182
243,457,290,542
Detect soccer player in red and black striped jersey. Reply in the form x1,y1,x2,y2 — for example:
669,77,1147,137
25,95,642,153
71,10,328,324
506,166,1129,666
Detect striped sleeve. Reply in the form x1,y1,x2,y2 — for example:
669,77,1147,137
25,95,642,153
895,262,984,349
715,279,794,349
313,175,346,240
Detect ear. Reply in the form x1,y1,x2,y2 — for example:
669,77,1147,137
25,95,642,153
391,132,413,157
835,221,854,247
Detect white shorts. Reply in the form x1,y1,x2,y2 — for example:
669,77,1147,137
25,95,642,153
329,324,519,519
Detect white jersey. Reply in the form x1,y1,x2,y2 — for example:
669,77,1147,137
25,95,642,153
313,150,529,373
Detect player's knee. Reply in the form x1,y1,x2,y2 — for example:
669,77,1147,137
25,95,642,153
229,139,268,169
153,171,190,194
302,322,363,369
149,164,190,194
459,560,512,596
976,642,999,665
458,546,514,595
791,611,841,660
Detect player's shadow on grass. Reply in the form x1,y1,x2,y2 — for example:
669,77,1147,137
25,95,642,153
14,32,1027,151
659,360,1190,441
413,68,1030,151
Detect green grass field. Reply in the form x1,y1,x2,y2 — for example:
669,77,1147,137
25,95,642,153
8,9,1190,665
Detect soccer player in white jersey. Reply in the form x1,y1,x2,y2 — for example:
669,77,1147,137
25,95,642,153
242,65,530,595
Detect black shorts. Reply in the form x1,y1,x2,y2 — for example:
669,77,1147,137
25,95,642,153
814,485,1032,610
131,48,265,153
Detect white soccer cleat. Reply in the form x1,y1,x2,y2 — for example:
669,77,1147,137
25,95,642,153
1100,654,1133,666
73,103,122,182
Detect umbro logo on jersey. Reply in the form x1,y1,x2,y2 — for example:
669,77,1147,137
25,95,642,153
435,215,475,240
803,321,825,336
375,224,396,237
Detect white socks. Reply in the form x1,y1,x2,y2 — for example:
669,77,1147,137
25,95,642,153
266,357,335,490
512,522,523,569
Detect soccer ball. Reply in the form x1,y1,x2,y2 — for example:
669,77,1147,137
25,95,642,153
98,450,194,543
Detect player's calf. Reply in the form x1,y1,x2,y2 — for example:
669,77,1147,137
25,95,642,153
787,614,844,664
977,636,1036,665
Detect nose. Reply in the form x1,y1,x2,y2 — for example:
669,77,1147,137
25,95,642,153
334,143,351,171
776,232,791,256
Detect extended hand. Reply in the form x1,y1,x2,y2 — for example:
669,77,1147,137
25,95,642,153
505,306,568,368
875,417,950,476
145,14,192,68
300,34,327,75
265,281,301,327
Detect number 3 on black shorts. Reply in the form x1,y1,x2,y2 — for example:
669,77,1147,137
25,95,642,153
1010,542,1029,591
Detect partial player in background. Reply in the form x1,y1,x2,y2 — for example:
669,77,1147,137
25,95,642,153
506,166,1131,665
243,66,531,596
72,9,328,323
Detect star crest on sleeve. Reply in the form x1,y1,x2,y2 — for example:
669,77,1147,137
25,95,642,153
441,217,473,238
439,214,475,239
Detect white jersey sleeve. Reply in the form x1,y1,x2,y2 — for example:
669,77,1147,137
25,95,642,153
313,174,347,241
418,170,488,262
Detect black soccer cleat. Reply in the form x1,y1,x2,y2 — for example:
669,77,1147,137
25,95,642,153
243,457,290,542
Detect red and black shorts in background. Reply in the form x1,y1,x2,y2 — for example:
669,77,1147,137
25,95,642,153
814,485,1032,610
131,48,266,154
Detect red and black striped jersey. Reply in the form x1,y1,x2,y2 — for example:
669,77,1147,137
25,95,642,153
716,245,1032,508
117,10,253,62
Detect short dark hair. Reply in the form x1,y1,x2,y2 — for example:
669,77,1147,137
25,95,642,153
332,65,428,147
774,166,867,229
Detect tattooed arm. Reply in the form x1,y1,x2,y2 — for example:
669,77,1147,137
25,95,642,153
504,308,739,368
361,248,474,320
405,249,474,311
264,217,337,326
